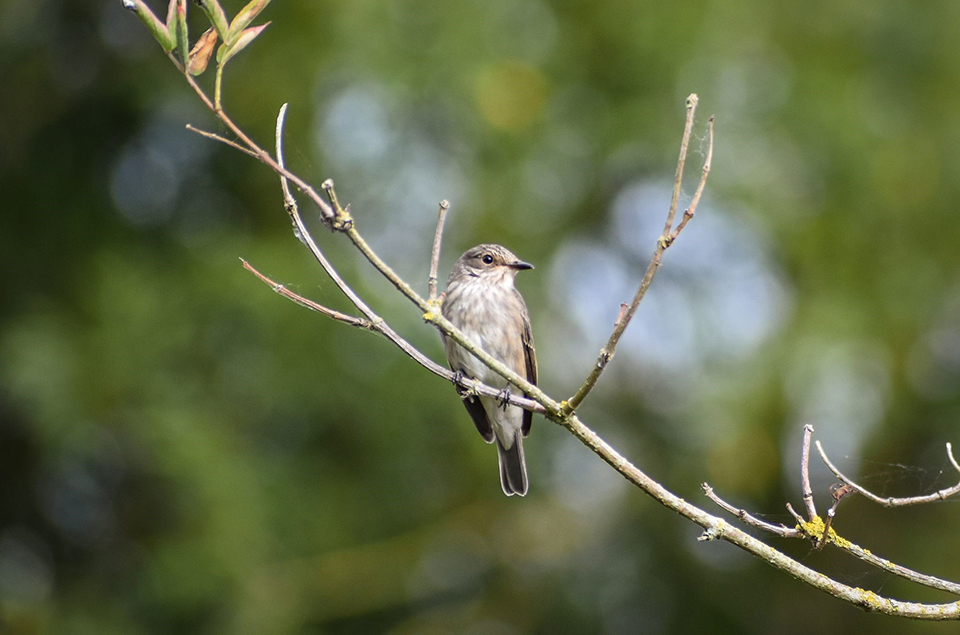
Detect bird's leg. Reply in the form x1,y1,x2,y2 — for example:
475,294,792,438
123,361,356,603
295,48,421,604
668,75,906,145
496,386,511,411
453,370,480,400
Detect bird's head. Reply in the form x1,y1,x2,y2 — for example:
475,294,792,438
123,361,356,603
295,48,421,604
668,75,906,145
452,244,533,284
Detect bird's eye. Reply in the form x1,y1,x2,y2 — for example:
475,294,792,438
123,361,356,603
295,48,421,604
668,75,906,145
481,254,494,265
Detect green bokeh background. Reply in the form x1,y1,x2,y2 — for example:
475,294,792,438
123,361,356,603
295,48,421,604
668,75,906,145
2,0,960,633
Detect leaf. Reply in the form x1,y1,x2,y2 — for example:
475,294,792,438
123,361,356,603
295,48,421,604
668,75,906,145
121,0,175,52
196,0,230,43
175,0,189,65
186,27,218,75
216,22,270,66
165,0,177,30
227,0,272,43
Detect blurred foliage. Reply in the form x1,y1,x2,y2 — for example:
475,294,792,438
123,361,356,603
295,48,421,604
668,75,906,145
2,0,960,633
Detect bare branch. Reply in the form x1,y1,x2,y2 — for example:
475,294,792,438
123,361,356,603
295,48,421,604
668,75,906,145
185,124,259,158
240,259,369,328
120,24,960,615
801,424,817,520
664,94,698,237
428,200,450,302
665,116,714,246
562,97,712,417
816,441,960,507
816,483,854,551
702,483,802,538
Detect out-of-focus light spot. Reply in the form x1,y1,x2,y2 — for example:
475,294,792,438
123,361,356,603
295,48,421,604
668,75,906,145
550,436,627,517
110,106,208,228
474,62,547,132
110,142,179,226
39,462,116,547
0,530,54,605
318,84,395,167
784,340,891,492
549,179,791,394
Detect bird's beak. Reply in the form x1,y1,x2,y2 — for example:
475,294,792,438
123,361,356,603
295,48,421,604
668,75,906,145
508,259,534,271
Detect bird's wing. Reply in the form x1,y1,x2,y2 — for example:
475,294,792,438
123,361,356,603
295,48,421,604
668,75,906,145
462,391,495,443
519,295,537,437
443,333,496,444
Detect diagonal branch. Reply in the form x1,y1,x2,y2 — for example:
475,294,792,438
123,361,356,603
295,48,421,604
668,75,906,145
561,100,713,416
123,17,960,615
816,441,960,507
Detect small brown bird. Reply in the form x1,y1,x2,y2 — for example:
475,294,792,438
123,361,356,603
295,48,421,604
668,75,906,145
442,244,538,496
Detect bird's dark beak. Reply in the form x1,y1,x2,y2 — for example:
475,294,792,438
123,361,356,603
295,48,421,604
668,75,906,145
508,260,534,271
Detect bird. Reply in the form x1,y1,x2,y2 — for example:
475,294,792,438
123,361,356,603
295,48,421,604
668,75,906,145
441,244,538,496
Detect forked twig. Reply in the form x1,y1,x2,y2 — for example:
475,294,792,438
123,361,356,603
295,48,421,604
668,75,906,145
562,99,713,416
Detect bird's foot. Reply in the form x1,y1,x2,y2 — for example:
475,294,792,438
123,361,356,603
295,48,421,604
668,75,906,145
496,387,512,411
454,371,480,399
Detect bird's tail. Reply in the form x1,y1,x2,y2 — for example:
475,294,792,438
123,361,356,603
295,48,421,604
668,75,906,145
496,432,528,496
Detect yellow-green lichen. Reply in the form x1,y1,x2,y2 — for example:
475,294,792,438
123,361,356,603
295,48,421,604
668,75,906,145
798,515,851,548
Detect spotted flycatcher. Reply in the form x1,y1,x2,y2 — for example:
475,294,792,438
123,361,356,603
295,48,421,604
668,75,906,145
442,244,537,496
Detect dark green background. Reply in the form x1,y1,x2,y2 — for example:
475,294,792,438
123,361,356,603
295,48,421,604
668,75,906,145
2,0,960,633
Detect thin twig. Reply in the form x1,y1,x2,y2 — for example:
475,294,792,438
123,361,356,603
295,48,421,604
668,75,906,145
240,259,370,328
801,424,817,520
664,94,698,237
816,483,854,551
275,102,295,210
170,50,335,225
561,97,711,417
702,483,802,538
786,502,804,525
666,117,714,245
816,441,960,507
185,124,259,158
428,200,450,302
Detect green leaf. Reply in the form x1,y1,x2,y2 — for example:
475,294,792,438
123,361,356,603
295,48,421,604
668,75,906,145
216,22,270,66
121,0,175,52
227,0,272,43
187,27,218,75
195,0,230,43
165,0,177,30
175,0,189,65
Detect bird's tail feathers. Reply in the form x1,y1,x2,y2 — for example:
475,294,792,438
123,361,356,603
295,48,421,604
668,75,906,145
496,432,528,497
